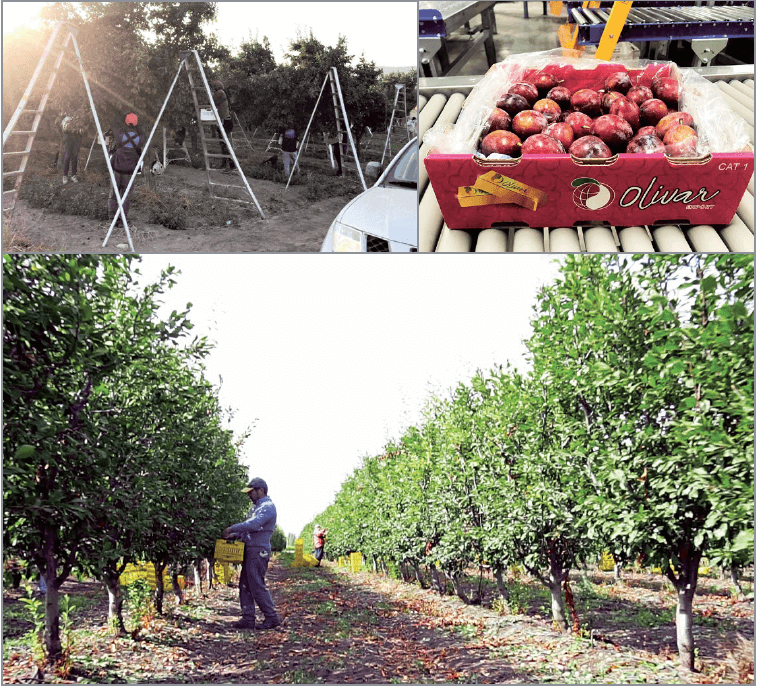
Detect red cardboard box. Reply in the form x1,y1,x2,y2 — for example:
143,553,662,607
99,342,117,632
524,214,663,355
425,61,753,230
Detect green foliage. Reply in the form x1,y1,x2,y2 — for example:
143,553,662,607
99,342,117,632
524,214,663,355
313,255,753,665
271,526,286,553
221,31,397,147
19,585,45,667
123,579,154,626
3,255,251,657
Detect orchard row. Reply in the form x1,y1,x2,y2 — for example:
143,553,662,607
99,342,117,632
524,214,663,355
3,255,251,662
311,255,754,672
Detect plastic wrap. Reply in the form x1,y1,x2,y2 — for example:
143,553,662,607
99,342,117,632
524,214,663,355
423,48,750,158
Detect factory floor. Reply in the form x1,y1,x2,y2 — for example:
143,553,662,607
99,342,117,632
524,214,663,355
441,1,564,76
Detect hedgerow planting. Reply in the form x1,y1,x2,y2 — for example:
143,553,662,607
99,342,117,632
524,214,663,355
307,254,754,671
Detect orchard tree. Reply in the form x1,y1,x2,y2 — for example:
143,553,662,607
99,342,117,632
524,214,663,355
3,255,194,663
76,339,248,630
131,356,248,615
477,366,597,632
527,254,754,669
222,34,277,132
256,32,386,147
422,386,493,604
271,526,287,553
32,2,225,142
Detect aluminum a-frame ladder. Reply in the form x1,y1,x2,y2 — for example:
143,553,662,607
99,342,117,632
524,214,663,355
286,67,367,191
179,50,265,217
265,133,281,153
103,49,267,248
230,112,255,154
380,83,408,168
3,22,78,218
3,21,142,251
161,126,192,169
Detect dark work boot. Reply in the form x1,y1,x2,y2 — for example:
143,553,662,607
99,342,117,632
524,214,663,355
257,617,280,630
232,619,256,630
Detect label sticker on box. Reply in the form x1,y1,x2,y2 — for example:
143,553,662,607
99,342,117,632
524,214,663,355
473,172,549,211
457,186,513,207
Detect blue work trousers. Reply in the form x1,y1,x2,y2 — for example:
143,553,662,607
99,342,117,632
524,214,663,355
239,548,277,623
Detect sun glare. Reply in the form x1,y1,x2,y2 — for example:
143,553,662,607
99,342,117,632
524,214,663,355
2,2,49,35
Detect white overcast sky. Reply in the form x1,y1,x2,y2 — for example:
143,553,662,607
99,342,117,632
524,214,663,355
133,255,566,537
1,2,417,68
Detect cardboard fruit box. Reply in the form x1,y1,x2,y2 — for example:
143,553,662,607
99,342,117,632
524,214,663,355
424,61,753,231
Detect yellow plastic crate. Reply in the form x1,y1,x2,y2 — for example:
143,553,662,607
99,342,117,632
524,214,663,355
214,561,233,584
119,562,148,586
214,539,245,563
600,551,616,571
292,538,304,567
144,562,173,590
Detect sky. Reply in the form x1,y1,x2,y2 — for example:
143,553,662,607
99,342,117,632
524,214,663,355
1,2,417,68
132,255,566,538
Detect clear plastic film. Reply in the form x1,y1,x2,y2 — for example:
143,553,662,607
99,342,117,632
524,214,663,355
422,48,750,157
678,67,750,155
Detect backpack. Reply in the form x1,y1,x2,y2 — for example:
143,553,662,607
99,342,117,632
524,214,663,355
281,129,297,153
111,129,143,173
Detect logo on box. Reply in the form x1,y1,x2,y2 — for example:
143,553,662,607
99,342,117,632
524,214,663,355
572,177,615,211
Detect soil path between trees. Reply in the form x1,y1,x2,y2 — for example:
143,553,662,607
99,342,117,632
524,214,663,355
6,162,357,253
3,557,752,684
9,194,350,253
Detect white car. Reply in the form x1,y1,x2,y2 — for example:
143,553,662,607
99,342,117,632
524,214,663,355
321,137,418,252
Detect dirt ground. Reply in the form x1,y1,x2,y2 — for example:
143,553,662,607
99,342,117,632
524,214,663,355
2,557,753,684
2,127,405,252
6,164,355,253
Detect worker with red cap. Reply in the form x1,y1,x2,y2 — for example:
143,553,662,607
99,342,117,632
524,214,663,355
108,112,143,227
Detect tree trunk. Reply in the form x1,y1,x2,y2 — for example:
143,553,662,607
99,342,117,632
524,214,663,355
143,159,156,190
672,549,701,672
430,563,446,596
548,556,569,632
730,565,744,599
102,572,126,635
208,558,217,589
450,574,472,604
153,564,165,615
194,559,203,594
171,569,184,605
613,562,622,580
43,572,61,661
493,567,510,600
411,561,429,589
42,528,62,661
400,560,417,584
676,585,697,671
